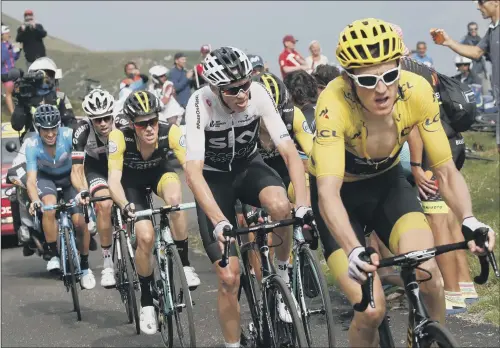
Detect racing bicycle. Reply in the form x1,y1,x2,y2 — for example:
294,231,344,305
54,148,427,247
37,188,83,321
354,227,499,348
220,211,308,348
133,187,197,347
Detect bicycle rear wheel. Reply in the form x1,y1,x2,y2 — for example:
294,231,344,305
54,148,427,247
419,322,458,348
263,275,308,348
166,244,196,347
294,245,336,347
64,227,81,321
121,229,140,335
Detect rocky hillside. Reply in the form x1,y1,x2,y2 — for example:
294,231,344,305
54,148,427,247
1,13,199,100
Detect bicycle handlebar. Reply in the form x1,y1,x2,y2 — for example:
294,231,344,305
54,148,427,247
218,210,316,268
353,227,499,312
81,195,113,224
134,202,196,218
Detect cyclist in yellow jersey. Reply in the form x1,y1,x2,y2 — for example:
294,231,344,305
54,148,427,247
107,91,200,335
308,18,495,347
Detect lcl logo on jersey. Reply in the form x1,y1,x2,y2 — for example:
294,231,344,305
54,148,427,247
208,122,259,149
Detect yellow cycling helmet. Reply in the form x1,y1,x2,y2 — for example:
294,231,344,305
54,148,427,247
336,18,404,69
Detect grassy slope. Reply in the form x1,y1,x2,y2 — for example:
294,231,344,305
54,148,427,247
460,132,499,325
1,12,200,100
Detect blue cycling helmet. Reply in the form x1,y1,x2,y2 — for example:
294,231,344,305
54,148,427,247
34,104,61,129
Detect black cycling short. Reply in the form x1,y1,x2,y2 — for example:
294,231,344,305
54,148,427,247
36,172,82,215
196,154,285,263
121,165,180,222
420,133,466,213
310,164,427,276
84,158,109,197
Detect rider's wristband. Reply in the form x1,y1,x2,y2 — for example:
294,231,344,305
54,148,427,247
410,162,422,167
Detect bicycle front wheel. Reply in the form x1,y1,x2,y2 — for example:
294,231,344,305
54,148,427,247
166,244,196,347
121,229,140,335
419,322,458,348
294,245,335,347
263,275,307,348
64,227,81,321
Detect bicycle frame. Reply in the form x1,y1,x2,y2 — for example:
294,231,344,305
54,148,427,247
400,266,431,348
58,208,82,281
290,226,310,321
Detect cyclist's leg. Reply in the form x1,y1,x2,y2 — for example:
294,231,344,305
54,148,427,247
238,156,291,282
155,170,200,287
195,170,240,345
377,167,445,324
87,167,115,286
310,175,386,347
124,176,157,334
37,174,60,270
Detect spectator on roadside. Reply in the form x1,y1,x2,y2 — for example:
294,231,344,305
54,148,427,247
311,64,340,95
119,61,148,92
411,41,434,68
461,21,492,93
148,65,185,125
305,40,329,73
193,44,211,90
1,25,21,114
170,52,193,109
15,9,47,68
453,55,483,85
432,0,499,153
279,34,308,79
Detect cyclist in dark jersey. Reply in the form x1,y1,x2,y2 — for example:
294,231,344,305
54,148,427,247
108,90,199,335
284,69,320,132
71,89,116,288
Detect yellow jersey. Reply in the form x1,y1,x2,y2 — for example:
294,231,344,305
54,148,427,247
308,70,452,182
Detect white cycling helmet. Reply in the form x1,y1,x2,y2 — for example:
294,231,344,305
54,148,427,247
28,57,63,79
455,55,473,65
202,46,252,87
149,65,169,84
82,89,115,118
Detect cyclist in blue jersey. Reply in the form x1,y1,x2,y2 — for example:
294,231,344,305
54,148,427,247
25,104,96,290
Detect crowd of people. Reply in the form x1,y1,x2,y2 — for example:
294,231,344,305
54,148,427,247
1,2,499,347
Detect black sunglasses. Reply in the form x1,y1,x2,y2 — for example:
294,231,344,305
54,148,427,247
133,116,159,129
220,80,252,96
91,115,113,124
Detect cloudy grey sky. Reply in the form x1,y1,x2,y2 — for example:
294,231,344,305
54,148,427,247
2,1,491,76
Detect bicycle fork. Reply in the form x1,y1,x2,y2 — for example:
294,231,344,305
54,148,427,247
154,224,175,316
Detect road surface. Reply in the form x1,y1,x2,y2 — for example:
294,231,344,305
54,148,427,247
2,169,499,347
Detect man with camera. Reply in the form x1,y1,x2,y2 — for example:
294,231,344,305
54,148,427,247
15,9,47,68
11,57,76,139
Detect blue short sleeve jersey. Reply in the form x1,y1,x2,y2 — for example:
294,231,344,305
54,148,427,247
25,127,73,176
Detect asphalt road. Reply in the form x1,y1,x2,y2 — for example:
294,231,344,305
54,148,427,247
1,169,499,347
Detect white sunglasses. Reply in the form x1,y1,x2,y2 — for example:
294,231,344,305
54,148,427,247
346,65,401,89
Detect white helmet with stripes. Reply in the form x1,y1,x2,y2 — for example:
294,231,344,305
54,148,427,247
202,46,252,87
82,89,115,118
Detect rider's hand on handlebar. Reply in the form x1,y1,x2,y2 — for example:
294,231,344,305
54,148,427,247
462,217,496,255
75,190,90,206
294,206,313,229
348,246,380,284
213,220,234,252
123,202,136,220
29,201,42,216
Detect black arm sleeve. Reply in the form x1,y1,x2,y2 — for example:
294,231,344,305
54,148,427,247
72,121,90,165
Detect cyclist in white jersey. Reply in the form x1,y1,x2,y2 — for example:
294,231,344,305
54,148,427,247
184,46,312,348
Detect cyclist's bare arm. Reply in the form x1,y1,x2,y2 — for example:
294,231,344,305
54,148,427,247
278,139,308,207
408,127,423,164
108,169,128,209
317,175,362,254
71,164,88,193
186,160,226,226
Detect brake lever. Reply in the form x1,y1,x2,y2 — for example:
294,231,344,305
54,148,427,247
353,247,377,312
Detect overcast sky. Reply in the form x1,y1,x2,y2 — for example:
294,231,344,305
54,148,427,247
2,1,491,76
